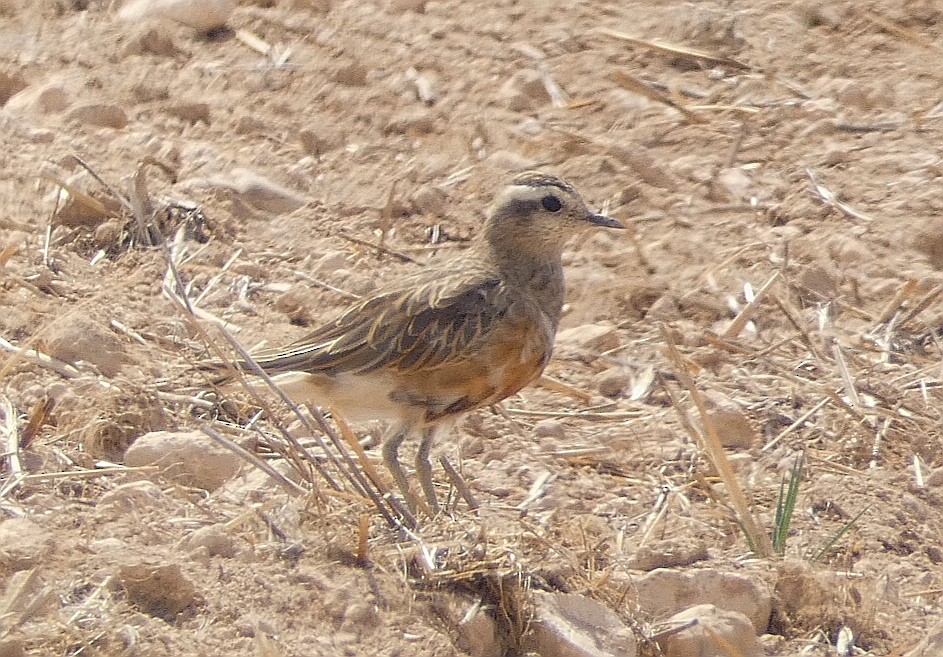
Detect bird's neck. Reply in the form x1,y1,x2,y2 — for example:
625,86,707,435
475,236,565,327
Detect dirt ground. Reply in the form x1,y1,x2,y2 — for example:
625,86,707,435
3,0,943,655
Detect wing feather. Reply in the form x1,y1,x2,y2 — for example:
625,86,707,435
246,269,515,377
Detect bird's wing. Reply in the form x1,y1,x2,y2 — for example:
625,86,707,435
245,268,524,376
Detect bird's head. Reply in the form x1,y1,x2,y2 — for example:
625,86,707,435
484,172,624,257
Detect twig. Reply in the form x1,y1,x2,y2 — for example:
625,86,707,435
0,336,81,379
200,424,307,496
723,271,780,339
439,455,480,511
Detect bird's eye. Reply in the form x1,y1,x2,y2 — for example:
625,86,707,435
541,195,562,212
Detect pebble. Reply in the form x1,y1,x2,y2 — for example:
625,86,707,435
45,315,128,376
658,604,760,657
707,409,756,449
0,518,53,571
525,591,637,657
5,83,69,115
118,0,236,31
116,562,201,620
66,103,129,129
124,430,243,490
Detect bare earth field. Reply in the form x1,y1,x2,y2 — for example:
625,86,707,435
3,0,943,655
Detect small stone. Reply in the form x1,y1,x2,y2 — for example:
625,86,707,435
904,616,943,657
0,639,25,657
0,519,53,571
713,167,753,202
332,61,368,86
125,27,179,57
184,524,236,558
627,539,709,571
498,70,551,112
5,83,69,115
116,563,201,620
707,409,755,449
298,128,342,156
596,368,630,398
795,264,839,303
118,0,236,31
45,315,128,376
66,103,129,129
164,102,210,124
410,184,448,216
0,70,27,106
98,480,167,511
555,324,619,360
658,604,760,657
525,591,637,657
385,110,437,135
200,169,309,214
533,419,566,439
124,430,243,490
389,0,425,12
458,604,502,657
625,568,771,634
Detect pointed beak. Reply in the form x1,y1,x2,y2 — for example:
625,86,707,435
585,212,625,229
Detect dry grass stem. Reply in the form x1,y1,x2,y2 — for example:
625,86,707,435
660,325,773,557
200,425,307,496
597,28,750,70
438,455,479,511
723,271,780,339
610,69,707,124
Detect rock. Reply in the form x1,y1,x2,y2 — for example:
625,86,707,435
184,524,236,558
298,127,342,156
331,61,368,86
116,563,200,620
0,519,54,571
457,604,502,657
410,184,448,216
0,639,24,657
124,430,243,490
626,539,709,571
124,26,180,57
202,169,309,214
625,568,771,634
904,616,943,657
657,604,760,657
5,82,69,115
525,591,637,657
595,368,630,398
163,102,210,124
118,0,236,31
98,480,168,511
385,110,437,135
707,409,755,449
533,419,566,439
0,70,27,106
795,264,839,303
45,315,127,376
555,324,619,360
66,103,129,129
389,0,425,12
498,70,551,112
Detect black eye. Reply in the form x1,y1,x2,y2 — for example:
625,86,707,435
541,195,562,212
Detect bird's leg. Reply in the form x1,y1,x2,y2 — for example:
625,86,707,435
415,426,440,514
382,426,418,511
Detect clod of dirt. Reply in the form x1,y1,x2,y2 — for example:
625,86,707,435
118,0,235,31
98,480,168,512
116,563,201,621
0,70,26,106
555,324,619,361
498,70,552,112
204,169,309,214
183,524,236,558
0,519,54,571
5,82,68,116
904,617,943,657
595,367,630,398
0,639,25,657
163,102,211,125
124,430,243,490
65,103,129,129
707,409,756,449
625,538,709,572
657,604,760,657
44,315,128,377
912,218,943,270
620,568,771,634
525,591,637,657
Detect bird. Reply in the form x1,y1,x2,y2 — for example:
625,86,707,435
214,171,624,512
